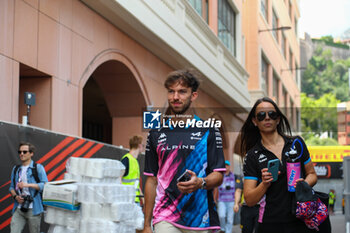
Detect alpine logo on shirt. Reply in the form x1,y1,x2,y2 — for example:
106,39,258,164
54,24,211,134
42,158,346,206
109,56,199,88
191,132,202,140
160,144,196,151
191,132,201,137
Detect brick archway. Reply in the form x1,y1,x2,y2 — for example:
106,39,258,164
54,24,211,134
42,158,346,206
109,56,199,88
79,49,150,146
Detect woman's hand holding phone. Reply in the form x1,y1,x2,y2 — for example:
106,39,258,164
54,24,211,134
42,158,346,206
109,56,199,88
261,159,281,186
261,168,273,185
267,159,280,182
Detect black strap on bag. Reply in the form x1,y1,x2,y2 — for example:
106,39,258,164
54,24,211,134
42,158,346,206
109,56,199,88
12,163,41,197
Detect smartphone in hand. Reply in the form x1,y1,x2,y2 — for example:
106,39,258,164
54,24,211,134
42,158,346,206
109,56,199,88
177,170,191,182
267,159,280,182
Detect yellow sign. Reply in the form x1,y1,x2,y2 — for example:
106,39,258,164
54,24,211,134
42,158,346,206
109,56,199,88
308,146,350,162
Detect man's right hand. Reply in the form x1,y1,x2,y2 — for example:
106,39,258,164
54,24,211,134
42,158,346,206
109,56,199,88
142,225,153,233
15,195,24,204
234,203,239,213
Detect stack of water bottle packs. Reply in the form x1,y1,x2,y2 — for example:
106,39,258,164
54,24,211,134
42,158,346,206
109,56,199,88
64,157,125,183
43,157,144,233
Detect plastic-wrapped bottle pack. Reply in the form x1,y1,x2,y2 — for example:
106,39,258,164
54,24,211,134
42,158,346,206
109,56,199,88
66,157,125,181
45,207,80,228
44,157,144,233
77,183,135,203
47,224,77,233
80,202,138,222
79,218,135,233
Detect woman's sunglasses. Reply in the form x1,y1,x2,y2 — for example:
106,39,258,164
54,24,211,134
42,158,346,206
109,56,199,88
256,111,279,121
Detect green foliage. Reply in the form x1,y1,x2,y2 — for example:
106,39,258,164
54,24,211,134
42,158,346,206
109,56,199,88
312,37,350,49
300,93,340,140
301,46,350,101
319,35,334,44
301,43,350,145
305,136,339,146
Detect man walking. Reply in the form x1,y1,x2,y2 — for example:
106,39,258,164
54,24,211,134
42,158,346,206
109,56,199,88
9,142,48,233
142,69,226,233
217,160,242,233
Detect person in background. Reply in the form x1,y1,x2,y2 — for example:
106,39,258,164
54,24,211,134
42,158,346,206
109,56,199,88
9,142,48,233
328,189,336,215
217,160,242,233
239,181,259,233
121,135,144,205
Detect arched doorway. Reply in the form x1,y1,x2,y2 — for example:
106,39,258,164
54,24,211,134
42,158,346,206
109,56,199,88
83,77,111,143
82,59,147,146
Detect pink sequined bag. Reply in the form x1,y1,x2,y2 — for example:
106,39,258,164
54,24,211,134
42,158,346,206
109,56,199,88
294,181,329,231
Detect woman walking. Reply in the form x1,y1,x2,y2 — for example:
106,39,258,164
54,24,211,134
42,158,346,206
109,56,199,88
239,97,317,233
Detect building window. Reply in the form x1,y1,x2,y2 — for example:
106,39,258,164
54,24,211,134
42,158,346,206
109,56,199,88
261,56,269,94
218,0,236,56
272,10,278,41
295,61,299,82
283,87,287,114
261,0,268,21
289,48,293,70
273,72,279,103
290,99,294,124
296,109,300,131
188,0,209,23
282,34,286,58
289,1,292,20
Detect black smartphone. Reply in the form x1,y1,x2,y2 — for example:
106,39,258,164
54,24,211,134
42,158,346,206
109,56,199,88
177,170,191,182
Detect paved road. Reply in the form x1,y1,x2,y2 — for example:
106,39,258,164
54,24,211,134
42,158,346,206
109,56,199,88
330,212,346,233
231,212,347,233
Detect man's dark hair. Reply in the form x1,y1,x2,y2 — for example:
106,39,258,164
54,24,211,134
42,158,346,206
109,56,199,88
19,142,36,153
164,69,200,92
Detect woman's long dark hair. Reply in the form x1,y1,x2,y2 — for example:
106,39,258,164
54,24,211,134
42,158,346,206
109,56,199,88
239,97,292,157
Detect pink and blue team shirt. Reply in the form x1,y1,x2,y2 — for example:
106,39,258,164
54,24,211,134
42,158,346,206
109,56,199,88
144,122,225,230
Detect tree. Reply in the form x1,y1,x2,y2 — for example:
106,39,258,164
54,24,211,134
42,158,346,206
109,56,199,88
320,35,334,44
301,93,340,141
305,135,339,146
301,46,350,101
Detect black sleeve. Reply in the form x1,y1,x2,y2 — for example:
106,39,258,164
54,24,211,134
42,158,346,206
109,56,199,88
144,131,159,176
206,128,225,173
243,151,260,182
121,157,129,177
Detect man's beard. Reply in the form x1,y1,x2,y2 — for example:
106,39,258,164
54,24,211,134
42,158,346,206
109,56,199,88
170,100,192,115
